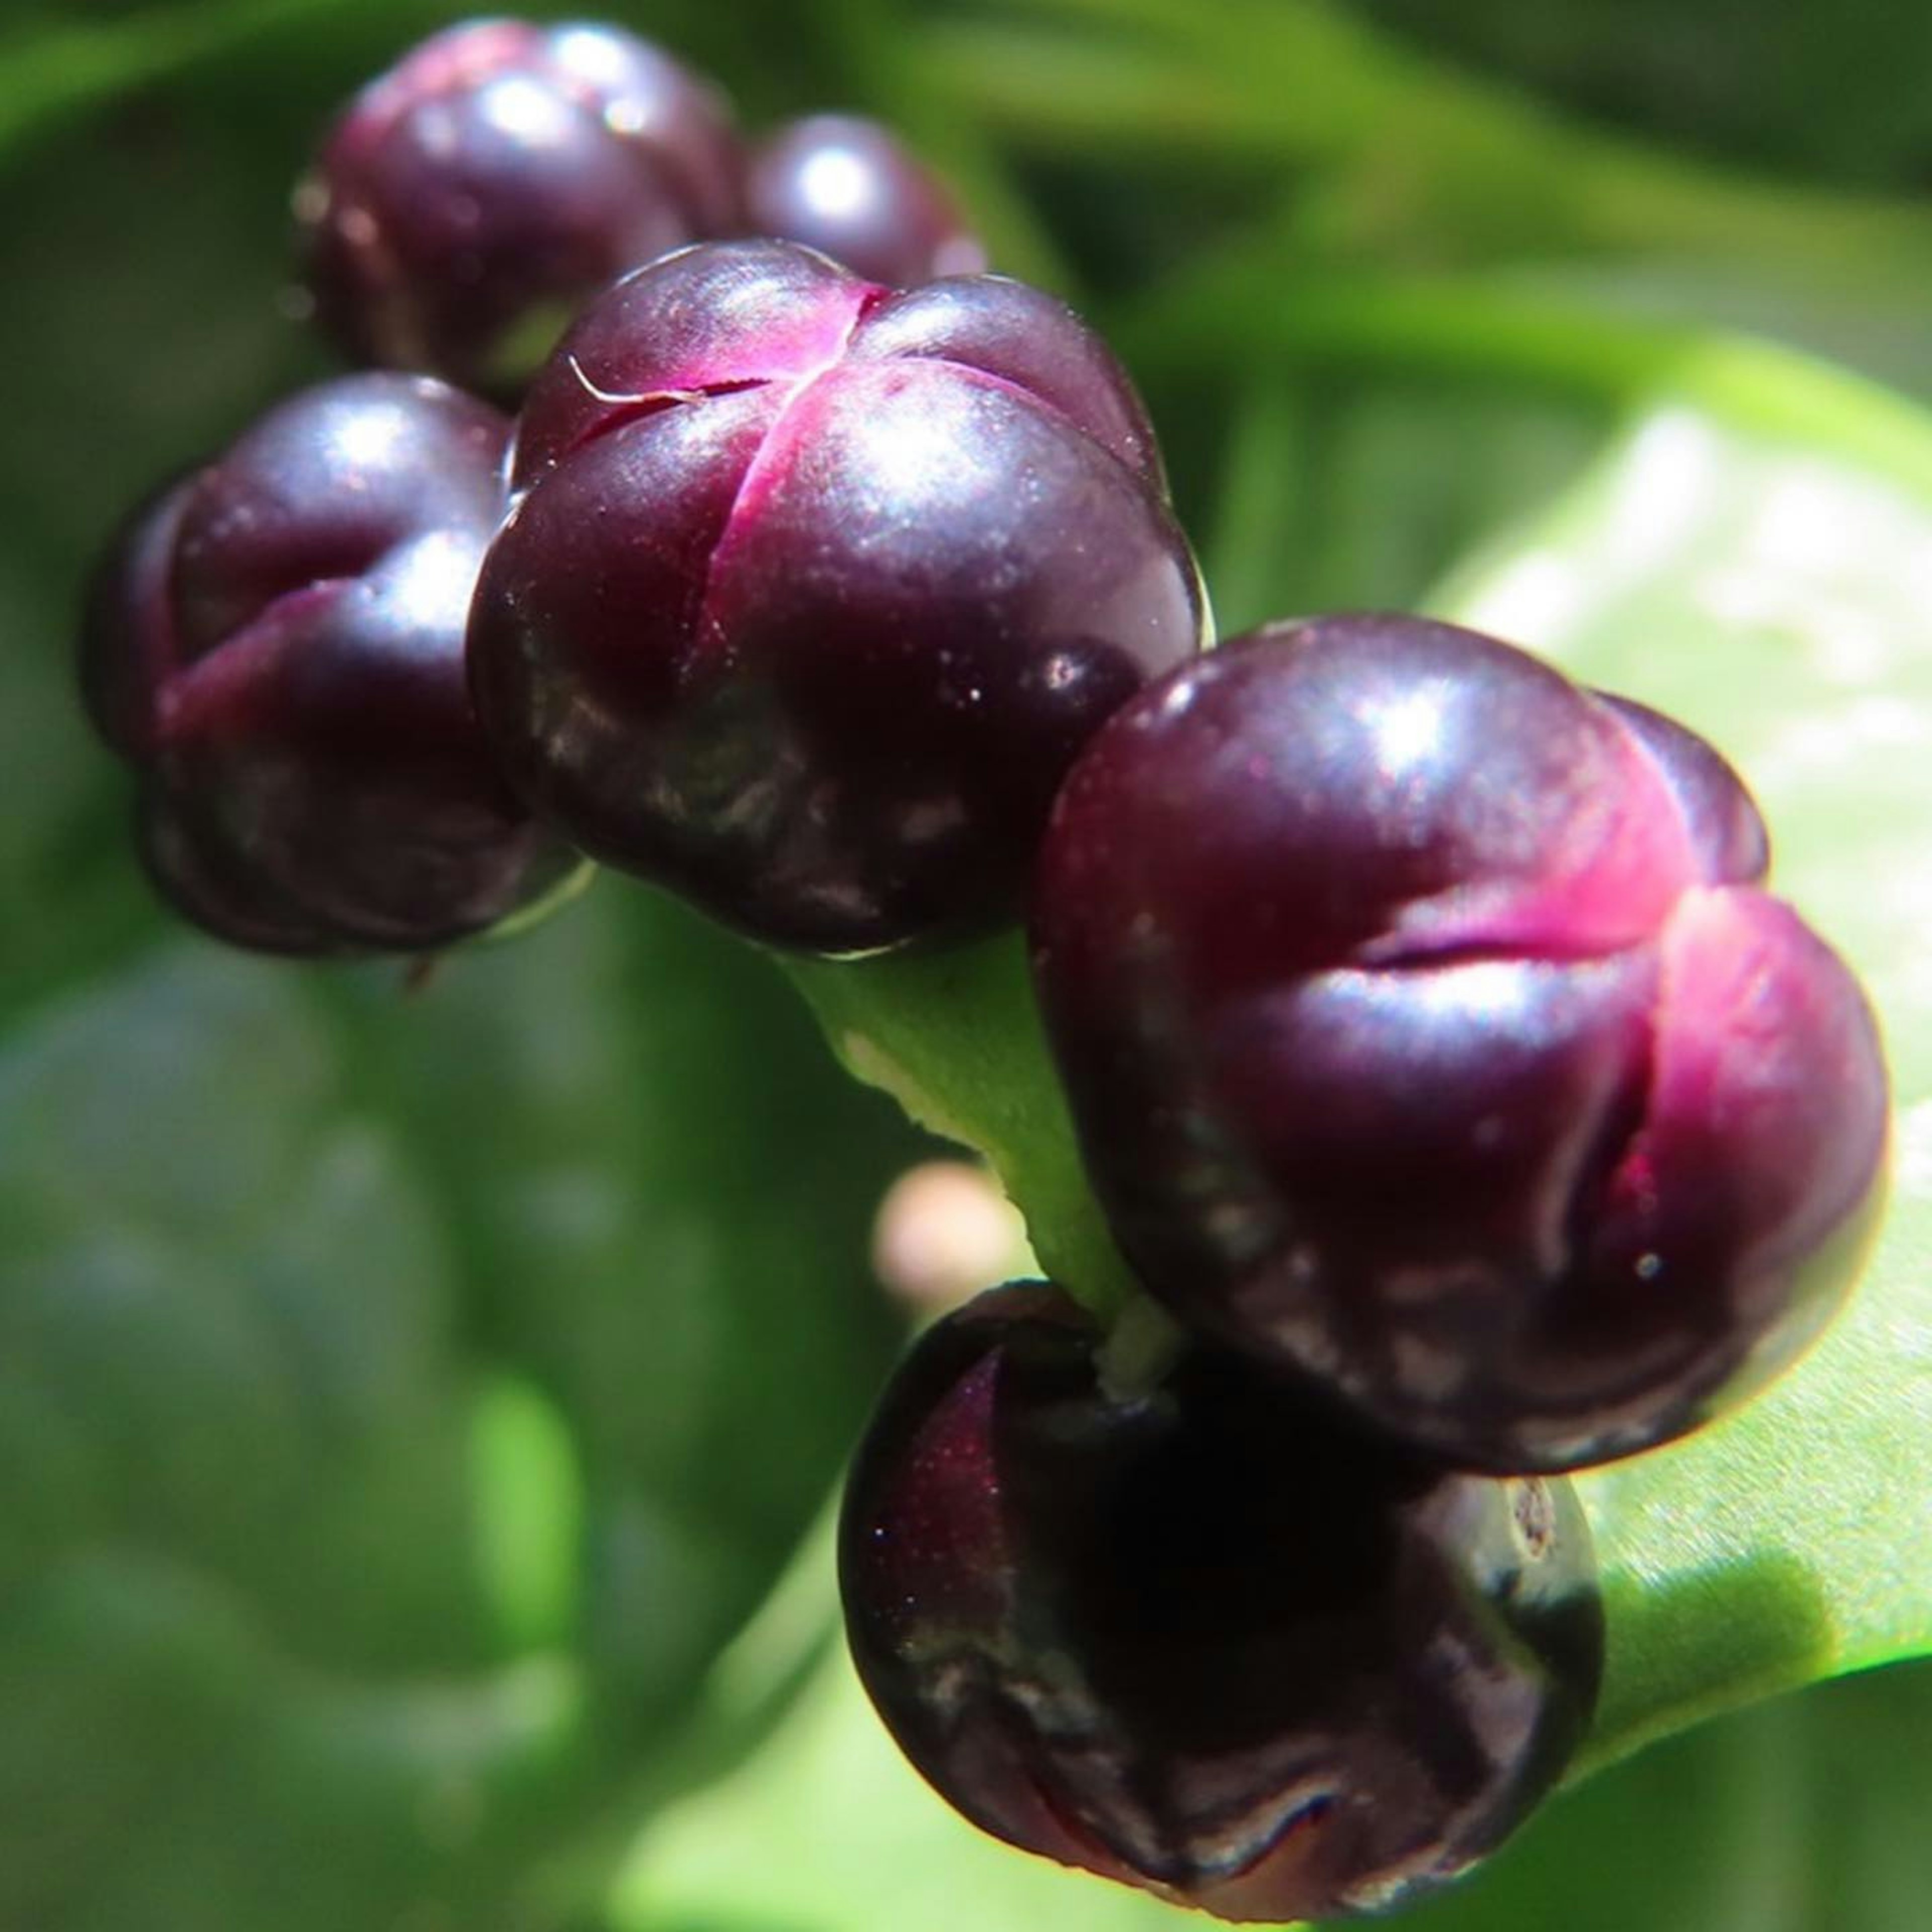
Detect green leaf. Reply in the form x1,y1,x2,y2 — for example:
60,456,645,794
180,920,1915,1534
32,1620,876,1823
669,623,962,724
323,888,915,1728
0,948,583,1930
0,0,339,161
0,880,916,1929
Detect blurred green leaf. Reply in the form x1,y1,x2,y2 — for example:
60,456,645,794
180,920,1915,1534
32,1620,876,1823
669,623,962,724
0,948,579,1929
324,888,914,1724
0,881,914,1929
0,0,336,159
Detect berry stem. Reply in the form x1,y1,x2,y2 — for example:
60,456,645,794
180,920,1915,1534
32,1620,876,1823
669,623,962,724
783,932,1140,1323
1093,1293,1188,1405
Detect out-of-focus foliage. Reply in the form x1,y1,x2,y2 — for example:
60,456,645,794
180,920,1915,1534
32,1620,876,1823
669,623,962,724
1360,0,1932,189
3,1,1930,1928
0,897,913,1930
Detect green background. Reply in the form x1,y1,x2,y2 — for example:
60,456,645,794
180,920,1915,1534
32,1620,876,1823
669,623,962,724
2,1,1928,1926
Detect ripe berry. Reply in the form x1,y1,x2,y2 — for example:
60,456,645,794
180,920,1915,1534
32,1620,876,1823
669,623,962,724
467,238,1206,954
1030,615,1889,1472
744,114,988,287
842,1282,1603,1923
298,19,743,393
83,373,579,955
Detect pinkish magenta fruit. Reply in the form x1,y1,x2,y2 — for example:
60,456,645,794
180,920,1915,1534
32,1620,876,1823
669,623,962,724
467,238,1206,954
1029,614,1889,1472
842,1282,1602,1921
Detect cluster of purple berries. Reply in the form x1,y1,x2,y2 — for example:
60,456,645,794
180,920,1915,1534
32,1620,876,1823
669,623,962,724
298,17,985,393
79,19,1890,1924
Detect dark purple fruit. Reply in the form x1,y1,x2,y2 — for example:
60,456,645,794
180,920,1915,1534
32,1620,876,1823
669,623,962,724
83,372,579,955
842,1282,1602,1922
743,114,987,287
298,19,743,393
1030,615,1889,1472
467,238,1206,954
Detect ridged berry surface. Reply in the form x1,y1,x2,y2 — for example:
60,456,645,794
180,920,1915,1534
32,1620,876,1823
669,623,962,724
744,114,987,286
299,19,742,392
83,373,576,954
1030,615,1890,1471
842,1283,1602,1922
468,239,1206,953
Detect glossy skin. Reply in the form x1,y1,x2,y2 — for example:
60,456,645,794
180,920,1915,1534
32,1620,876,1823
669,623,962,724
1030,616,1890,1472
299,19,743,393
83,373,577,954
744,114,988,287
842,1282,1603,1922
468,239,1206,954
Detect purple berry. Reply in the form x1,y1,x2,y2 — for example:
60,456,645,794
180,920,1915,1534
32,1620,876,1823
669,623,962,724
84,372,578,955
1029,615,1889,1472
298,19,743,393
842,1283,1602,1922
744,114,988,287
134,788,341,957
467,239,1206,953
81,472,193,762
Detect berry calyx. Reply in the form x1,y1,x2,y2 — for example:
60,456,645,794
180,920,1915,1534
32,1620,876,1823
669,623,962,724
1029,614,1889,1472
842,1282,1603,1922
468,238,1206,954
298,18,743,394
84,373,580,955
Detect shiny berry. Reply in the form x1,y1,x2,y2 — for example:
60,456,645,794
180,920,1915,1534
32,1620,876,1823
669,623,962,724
744,114,987,286
841,1282,1603,1922
1030,615,1889,1472
83,373,579,955
298,19,743,393
468,238,1206,954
